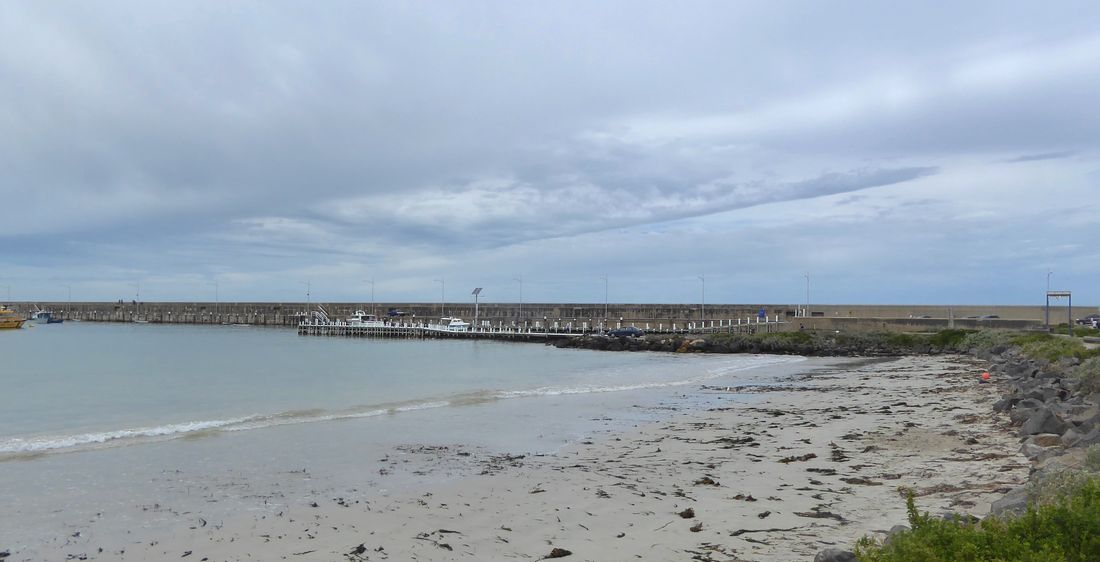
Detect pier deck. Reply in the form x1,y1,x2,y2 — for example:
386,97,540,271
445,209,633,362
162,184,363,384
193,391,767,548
297,316,787,340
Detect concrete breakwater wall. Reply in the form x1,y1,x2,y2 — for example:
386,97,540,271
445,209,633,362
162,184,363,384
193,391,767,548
10,301,1074,331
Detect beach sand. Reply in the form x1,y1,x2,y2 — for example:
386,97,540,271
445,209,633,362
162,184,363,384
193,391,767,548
34,354,1028,562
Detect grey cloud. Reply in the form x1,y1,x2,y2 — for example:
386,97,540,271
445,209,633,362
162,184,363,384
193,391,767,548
1002,151,1076,163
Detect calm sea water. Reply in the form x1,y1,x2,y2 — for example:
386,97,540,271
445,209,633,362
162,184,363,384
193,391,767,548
0,321,808,554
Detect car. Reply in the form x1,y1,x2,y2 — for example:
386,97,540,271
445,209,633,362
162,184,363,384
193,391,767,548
607,326,645,338
1077,314,1100,326
979,314,1000,319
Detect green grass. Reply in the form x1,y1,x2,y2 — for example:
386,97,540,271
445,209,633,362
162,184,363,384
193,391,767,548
1007,333,1100,363
855,477,1100,562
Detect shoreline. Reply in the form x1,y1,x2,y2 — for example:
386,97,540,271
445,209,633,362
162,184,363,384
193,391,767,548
23,354,1028,561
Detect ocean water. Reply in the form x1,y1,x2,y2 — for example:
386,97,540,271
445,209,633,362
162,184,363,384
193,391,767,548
0,321,808,554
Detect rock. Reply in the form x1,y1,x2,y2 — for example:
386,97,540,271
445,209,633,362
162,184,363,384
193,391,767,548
884,524,910,546
1019,408,1069,437
546,547,572,558
1062,427,1084,447
990,485,1029,517
1026,433,1063,448
678,507,695,519
993,397,1019,412
1020,442,1047,460
1009,407,1038,426
1069,428,1100,449
814,548,857,562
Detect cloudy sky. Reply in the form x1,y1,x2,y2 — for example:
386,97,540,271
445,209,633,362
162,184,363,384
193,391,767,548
2,1,1098,306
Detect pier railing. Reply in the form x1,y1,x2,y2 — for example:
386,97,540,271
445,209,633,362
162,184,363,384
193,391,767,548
296,314,787,340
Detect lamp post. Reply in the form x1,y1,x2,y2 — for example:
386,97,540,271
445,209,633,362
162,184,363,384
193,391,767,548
513,276,523,320
804,272,810,318
599,275,608,330
434,278,445,317
698,274,705,325
63,284,71,318
299,280,311,322
364,278,375,315
472,287,483,328
209,280,219,320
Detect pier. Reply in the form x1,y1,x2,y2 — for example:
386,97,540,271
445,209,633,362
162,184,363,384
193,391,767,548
295,304,787,341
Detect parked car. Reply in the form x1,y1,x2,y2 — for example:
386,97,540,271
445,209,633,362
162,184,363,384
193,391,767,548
1077,313,1100,326
607,326,645,338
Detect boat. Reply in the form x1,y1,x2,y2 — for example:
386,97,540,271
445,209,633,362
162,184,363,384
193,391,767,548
438,317,470,332
0,306,26,329
347,310,385,327
46,315,64,324
30,309,52,324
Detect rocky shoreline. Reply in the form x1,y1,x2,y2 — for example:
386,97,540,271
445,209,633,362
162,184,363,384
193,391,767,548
558,331,1100,560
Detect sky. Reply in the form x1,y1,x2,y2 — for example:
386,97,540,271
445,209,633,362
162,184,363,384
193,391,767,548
2,1,1098,307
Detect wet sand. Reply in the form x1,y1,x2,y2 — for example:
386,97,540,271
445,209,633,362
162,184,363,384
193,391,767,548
26,355,1027,561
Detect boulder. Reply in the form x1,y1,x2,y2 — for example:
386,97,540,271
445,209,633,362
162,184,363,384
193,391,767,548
1026,433,1063,448
990,485,1029,517
1019,408,1069,437
1009,407,1038,426
1062,427,1084,447
1068,428,1100,449
993,397,1019,412
813,548,857,562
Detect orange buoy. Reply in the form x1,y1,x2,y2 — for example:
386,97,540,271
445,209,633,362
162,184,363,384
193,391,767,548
981,371,991,382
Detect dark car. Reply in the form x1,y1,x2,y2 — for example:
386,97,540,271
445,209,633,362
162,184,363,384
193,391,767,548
607,326,645,337
1077,314,1100,326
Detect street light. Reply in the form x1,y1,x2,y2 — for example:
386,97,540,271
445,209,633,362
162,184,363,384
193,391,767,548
63,284,71,317
513,276,523,319
209,280,219,319
599,275,608,327
698,274,705,324
804,272,810,318
299,280,311,321
434,278,445,317
472,287,483,328
364,278,375,315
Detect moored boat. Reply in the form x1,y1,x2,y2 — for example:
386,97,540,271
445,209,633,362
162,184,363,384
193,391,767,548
0,306,26,329
438,317,470,332
347,310,385,327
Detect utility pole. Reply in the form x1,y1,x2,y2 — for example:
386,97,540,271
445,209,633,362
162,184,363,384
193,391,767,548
63,284,71,317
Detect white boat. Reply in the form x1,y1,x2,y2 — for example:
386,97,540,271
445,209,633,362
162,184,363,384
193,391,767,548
438,317,470,332
347,310,385,327
30,310,53,324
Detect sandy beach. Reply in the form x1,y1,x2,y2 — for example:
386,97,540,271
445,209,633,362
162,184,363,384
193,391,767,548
27,354,1028,562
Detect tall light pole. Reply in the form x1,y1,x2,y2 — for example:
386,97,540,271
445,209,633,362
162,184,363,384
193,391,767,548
299,280,311,321
698,274,705,324
513,276,523,320
434,278,445,317
804,272,810,318
63,284,71,316
472,287,483,328
209,280,219,319
364,278,375,315
599,274,608,328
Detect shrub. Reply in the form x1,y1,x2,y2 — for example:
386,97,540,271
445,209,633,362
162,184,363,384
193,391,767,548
1087,446,1100,473
1074,357,1100,395
928,329,974,351
855,477,1100,561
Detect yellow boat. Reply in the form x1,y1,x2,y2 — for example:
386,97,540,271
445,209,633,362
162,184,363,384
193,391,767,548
0,306,25,329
